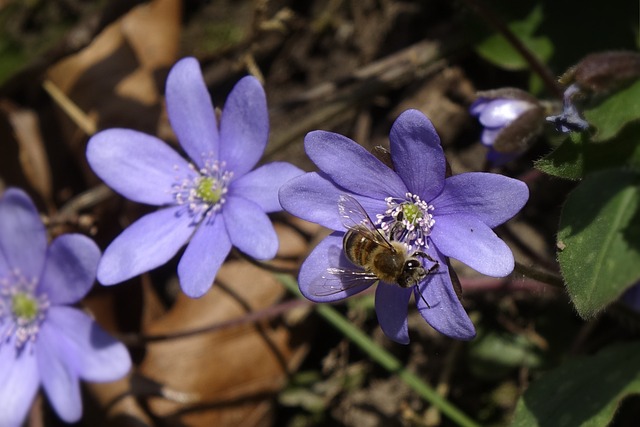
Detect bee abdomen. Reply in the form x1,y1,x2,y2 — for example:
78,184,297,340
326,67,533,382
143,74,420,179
343,230,376,267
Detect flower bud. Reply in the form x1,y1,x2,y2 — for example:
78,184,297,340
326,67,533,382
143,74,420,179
470,88,545,164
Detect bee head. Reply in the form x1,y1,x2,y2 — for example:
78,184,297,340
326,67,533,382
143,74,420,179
398,259,427,288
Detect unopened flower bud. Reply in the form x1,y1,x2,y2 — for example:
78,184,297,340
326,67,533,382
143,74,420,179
470,88,545,165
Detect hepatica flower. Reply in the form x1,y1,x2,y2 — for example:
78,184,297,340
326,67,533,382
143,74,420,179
0,188,130,426
87,57,302,298
470,88,545,165
279,110,529,343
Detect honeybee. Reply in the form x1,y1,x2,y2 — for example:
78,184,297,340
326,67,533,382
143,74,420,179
311,194,438,305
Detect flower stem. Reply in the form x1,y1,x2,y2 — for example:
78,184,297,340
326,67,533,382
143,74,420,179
513,261,564,288
276,274,482,427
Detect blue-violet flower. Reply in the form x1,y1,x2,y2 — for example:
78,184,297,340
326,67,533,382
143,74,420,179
87,57,303,298
470,88,545,165
546,84,590,133
0,188,131,426
279,109,529,343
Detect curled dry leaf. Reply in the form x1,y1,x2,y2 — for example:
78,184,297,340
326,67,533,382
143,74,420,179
46,0,181,156
0,100,53,208
139,258,309,427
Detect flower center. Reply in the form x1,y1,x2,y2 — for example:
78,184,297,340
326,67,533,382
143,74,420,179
172,157,233,219
11,293,39,320
0,270,49,349
376,192,435,251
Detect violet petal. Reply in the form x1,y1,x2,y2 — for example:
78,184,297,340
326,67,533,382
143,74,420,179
37,324,82,423
279,172,387,231
429,214,514,277
415,249,476,339
178,213,231,298
389,109,446,201
0,188,47,277
166,57,219,168
224,196,278,260
432,173,529,228
375,283,412,344
478,99,531,127
47,307,131,382
39,234,100,305
230,162,303,213
87,129,191,206
97,206,196,285
305,131,407,199
0,337,39,427
219,76,269,177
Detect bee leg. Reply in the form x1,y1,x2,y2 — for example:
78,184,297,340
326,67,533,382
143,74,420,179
413,251,439,272
415,285,431,309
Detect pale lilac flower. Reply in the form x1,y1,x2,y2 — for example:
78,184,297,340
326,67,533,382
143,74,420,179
0,188,131,426
546,84,590,133
470,88,545,165
279,110,529,343
87,57,302,298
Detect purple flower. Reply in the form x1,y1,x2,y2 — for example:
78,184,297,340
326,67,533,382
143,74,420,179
87,57,303,298
0,188,131,426
546,84,590,133
470,88,545,165
279,110,529,344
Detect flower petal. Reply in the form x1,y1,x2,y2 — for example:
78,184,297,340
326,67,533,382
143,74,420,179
37,324,82,423
97,206,196,285
478,99,531,127
389,109,445,201
0,188,47,277
429,214,514,277
0,337,39,427
47,306,131,382
229,162,303,212
279,172,387,231
166,57,219,168
299,233,374,302
219,76,269,177
304,131,407,199
432,173,529,228
415,249,476,339
39,234,100,305
87,129,191,205
178,213,231,298
375,283,412,344
224,196,278,259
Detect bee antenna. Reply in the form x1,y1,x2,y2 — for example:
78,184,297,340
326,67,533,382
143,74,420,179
415,285,431,309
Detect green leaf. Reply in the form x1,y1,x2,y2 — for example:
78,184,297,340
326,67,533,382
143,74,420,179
583,79,640,142
511,341,640,427
535,122,640,180
468,330,544,381
475,5,553,71
558,170,640,318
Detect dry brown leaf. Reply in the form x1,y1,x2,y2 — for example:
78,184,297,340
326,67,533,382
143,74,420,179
136,218,312,427
0,100,53,209
46,0,182,154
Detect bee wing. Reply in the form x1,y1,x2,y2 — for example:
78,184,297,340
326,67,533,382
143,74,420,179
308,267,379,297
337,194,394,250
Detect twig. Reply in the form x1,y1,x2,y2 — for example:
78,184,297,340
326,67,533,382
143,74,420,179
463,0,563,98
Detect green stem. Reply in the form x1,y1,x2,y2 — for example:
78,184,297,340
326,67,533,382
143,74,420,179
277,274,482,427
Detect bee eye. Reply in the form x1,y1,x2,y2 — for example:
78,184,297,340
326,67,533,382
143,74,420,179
396,211,404,222
406,259,420,269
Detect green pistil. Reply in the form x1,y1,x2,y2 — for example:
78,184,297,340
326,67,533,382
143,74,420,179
12,293,39,320
402,203,422,224
196,177,222,204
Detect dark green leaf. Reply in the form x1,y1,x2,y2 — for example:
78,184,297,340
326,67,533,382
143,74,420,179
512,342,640,427
583,79,640,142
475,5,552,71
535,123,640,180
558,170,640,318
